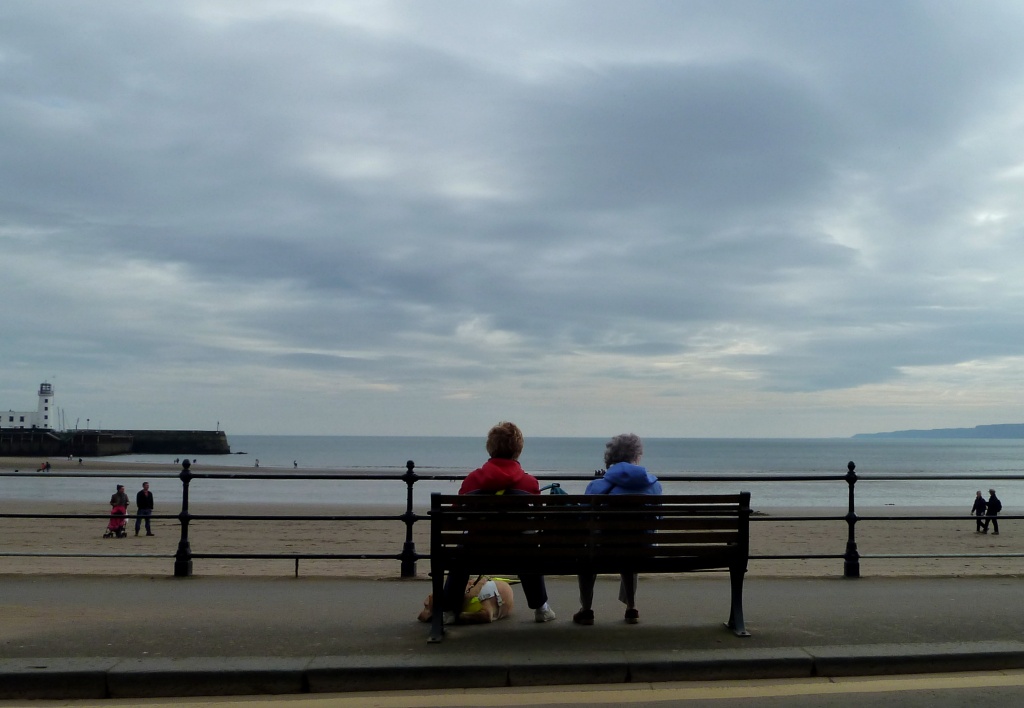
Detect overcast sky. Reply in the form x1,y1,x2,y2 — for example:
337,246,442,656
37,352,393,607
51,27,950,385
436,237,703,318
4,1,1024,438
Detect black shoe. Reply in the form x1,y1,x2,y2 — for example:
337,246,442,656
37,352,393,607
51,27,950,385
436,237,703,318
572,608,594,625
135,530,139,536
146,532,155,536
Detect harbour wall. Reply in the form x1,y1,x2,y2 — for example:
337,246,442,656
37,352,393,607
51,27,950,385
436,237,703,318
104,430,231,455
0,430,230,457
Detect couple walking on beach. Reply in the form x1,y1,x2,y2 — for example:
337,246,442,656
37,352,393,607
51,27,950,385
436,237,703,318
972,489,1002,534
440,421,661,627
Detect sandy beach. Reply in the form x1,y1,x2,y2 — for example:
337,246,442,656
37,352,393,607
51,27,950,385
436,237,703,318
1,457,1020,578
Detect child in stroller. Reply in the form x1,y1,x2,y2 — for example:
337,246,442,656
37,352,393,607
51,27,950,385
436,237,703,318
104,484,130,539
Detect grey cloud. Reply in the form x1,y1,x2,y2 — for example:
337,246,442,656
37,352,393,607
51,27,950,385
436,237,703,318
4,2,1024,434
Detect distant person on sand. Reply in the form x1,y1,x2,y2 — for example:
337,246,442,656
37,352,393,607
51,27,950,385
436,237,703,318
135,482,155,537
984,489,1002,535
972,490,988,533
442,421,556,624
110,484,129,528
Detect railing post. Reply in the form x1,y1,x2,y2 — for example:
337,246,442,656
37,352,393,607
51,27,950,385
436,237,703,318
399,460,420,578
174,459,193,577
843,460,860,578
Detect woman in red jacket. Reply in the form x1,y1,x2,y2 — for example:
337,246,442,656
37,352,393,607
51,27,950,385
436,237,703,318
443,422,556,623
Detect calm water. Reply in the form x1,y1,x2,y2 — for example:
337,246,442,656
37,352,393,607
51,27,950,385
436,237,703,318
5,435,1024,509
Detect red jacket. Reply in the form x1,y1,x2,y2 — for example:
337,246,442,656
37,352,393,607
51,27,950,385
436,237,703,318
458,458,540,495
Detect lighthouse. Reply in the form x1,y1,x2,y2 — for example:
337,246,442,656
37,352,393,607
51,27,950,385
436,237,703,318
37,382,54,429
0,382,54,430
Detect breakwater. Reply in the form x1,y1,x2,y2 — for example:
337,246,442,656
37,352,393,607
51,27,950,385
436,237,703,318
0,430,230,457
103,430,231,455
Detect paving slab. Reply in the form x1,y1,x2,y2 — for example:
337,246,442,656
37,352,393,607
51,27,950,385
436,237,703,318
0,657,118,700
805,641,1024,677
106,657,310,698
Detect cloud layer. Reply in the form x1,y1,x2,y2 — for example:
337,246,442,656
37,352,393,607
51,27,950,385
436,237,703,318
4,1,1024,437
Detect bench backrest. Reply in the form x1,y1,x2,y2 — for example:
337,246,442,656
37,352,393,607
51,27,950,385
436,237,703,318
429,492,750,576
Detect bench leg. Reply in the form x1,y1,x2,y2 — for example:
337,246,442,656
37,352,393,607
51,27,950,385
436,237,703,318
428,612,445,643
427,570,446,643
726,566,750,637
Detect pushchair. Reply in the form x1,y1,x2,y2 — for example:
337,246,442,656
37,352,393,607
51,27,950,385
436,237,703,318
103,504,129,538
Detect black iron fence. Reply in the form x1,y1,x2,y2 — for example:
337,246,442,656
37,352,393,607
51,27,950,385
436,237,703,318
1,460,1022,578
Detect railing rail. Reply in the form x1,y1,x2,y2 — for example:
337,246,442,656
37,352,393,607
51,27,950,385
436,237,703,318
1,460,1021,578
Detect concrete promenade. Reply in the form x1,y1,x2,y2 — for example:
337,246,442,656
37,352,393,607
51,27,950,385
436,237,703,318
2,573,1023,699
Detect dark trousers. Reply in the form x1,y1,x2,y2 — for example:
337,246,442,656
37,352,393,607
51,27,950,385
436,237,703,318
578,572,638,609
443,570,548,612
985,513,999,534
976,513,987,532
135,508,153,533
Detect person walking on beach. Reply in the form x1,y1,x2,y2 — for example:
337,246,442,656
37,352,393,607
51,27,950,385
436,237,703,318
443,421,557,624
984,488,1002,535
135,482,155,536
574,433,662,626
972,490,988,533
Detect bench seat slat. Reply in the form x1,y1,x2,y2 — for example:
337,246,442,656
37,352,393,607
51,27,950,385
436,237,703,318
439,518,743,534
439,531,739,550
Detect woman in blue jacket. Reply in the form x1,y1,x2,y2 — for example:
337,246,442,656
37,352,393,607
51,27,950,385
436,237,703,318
573,433,662,626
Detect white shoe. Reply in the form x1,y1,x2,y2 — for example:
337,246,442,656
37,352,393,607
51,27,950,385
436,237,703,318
534,606,556,623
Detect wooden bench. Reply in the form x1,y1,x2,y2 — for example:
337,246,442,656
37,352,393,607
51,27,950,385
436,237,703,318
428,491,751,643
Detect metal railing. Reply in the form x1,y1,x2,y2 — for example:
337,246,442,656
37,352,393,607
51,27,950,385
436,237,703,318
1,460,1020,578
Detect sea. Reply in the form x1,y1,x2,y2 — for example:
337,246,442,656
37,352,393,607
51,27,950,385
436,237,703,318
6,435,1024,510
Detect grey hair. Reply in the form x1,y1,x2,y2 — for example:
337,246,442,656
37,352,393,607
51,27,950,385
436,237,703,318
604,433,643,468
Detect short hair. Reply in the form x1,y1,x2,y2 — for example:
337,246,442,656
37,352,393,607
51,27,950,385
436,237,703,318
990,489,997,495
486,421,524,460
605,433,643,468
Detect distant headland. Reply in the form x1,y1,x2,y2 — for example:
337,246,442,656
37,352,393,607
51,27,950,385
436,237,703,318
852,424,1024,439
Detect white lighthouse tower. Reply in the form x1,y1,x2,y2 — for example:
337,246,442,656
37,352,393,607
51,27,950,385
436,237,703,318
36,382,54,429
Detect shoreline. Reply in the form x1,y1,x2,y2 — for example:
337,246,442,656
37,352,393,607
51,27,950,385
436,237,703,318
0,456,991,510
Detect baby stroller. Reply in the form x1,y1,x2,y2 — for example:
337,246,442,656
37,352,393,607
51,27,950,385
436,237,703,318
104,504,129,538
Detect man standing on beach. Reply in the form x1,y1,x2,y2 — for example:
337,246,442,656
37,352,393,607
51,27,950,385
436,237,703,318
135,482,155,536
985,489,1002,535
